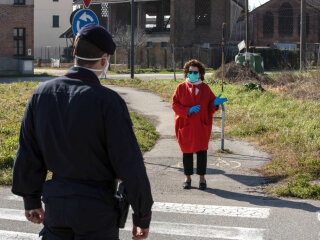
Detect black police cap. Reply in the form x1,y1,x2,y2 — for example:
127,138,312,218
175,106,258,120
78,23,116,55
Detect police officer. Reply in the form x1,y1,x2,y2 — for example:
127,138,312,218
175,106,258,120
12,24,153,240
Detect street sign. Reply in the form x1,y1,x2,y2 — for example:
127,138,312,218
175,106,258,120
238,40,246,52
83,0,92,8
72,9,99,36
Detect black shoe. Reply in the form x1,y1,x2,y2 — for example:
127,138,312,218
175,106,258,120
199,182,207,190
183,181,191,189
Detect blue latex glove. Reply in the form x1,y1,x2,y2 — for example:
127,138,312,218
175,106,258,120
214,94,228,106
188,105,200,115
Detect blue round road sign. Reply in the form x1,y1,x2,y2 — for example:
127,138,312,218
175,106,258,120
72,9,99,36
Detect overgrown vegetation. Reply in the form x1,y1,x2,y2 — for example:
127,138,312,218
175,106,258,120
0,81,159,185
214,62,320,101
266,71,320,101
102,76,320,199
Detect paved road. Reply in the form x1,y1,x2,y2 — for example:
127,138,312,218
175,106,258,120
0,85,319,239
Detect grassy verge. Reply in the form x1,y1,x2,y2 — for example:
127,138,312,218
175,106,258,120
0,81,159,185
34,67,216,75
111,68,216,74
102,78,320,199
0,73,55,78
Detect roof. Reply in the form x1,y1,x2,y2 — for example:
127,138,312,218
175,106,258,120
250,0,320,12
60,27,74,39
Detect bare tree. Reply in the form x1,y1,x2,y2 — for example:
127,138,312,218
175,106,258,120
113,25,147,68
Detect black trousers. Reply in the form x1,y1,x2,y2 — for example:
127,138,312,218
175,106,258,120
40,178,119,240
183,150,207,176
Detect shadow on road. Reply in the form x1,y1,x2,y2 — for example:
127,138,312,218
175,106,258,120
206,188,320,213
145,161,320,213
210,153,270,162
146,162,267,187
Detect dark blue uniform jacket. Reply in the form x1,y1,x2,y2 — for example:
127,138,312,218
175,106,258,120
12,67,153,228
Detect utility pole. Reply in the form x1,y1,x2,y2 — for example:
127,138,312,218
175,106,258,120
245,0,249,53
131,0,135,79
300,0,306,71
245,0,250,66
221,23,226,93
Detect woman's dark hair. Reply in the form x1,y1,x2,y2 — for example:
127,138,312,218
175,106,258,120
183,59,206,81
74,36,105,67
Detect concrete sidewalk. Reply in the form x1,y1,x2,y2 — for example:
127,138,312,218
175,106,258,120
107,85,271,206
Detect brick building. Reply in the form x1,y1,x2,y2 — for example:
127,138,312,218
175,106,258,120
67,0,245,68
72,0,244,46
0,0,34,75
250,0,320,47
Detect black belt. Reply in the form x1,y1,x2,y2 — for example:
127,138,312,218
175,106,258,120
52,175,116,191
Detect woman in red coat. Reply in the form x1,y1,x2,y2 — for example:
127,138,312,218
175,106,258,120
172,59,227,190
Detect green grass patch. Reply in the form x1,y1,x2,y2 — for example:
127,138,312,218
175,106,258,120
0,72,55,78
130,112,159,153
216,149,233,154
0,81,159,185
102,78,320,199
35,67,69,71
110,68,216,74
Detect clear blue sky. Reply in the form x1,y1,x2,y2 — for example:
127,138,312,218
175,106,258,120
250,0,270,10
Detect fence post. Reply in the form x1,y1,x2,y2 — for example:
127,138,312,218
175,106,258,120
114,50,117,72
171,44,176,81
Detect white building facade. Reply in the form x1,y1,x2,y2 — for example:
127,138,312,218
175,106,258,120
34,0,73,60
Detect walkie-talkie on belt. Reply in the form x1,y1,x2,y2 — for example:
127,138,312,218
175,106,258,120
114,181,129,228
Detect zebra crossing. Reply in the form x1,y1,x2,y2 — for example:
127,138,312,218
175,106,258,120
0,193,269,240
0,193,319,240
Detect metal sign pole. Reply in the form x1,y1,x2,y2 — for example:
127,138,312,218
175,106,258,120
131,0,135,79
221,103,225,150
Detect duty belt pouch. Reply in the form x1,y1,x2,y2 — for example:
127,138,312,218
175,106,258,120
114,181,129,228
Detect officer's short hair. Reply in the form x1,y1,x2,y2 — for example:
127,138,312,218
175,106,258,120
74,36,105,67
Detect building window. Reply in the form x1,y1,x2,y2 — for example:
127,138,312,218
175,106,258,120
278,2,294,37
298,13,310,37
145,14,157,30
164,15,170,30
263,11,274,38
53,0,59,1
52,15,59,28
13,28,25,56
14,0,25,5
195,0,211,26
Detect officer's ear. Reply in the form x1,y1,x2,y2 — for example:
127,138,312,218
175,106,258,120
100,53,109,67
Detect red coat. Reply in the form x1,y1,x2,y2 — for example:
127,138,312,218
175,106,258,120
172,81,218,153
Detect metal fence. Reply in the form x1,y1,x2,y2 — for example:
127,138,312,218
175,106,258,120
34,46,73,63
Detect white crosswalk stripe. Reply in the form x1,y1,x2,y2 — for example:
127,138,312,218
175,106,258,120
124,220,266,240
0,203,270,222
152,202,270,218
0,230,39,240
0,194,271,240
0,208,26,222
3,196,22,202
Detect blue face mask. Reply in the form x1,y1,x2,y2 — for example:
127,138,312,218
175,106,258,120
188,73,199,82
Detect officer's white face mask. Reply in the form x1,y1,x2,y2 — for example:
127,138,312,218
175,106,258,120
74,55,110,79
